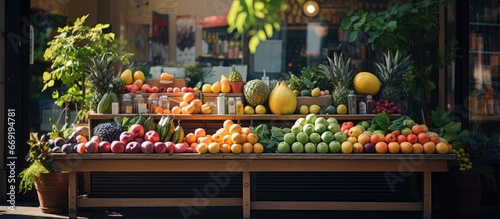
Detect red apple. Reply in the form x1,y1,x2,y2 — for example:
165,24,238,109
77,143,86,154
181,87,188,92
111,141,125,153
418,133,430,144
85,141,99,153
385,133,397,142
165,141,175,155
187,87,194,92
154,142,167,153
396,135,407,144
120,131,134,144
144,130,160,143
407,134,418,144
141,141,155,154
125,141,141,153
129,124,145,138
429,136,440,144
134,137,144,144
173,87,181,93
98,141,111,153
175,143,188,153
167,87,173,93
352,143,364,153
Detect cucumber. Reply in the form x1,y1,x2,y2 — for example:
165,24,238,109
97,92,112,114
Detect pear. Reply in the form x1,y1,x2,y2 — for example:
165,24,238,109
220,75,229,83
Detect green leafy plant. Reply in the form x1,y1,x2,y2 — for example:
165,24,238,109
432,108,499,192
289,67,324,91
227,0,287,53
42,14,132,122
19,133,56,193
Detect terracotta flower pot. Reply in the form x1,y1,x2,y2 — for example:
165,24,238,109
35,173,69,213
229,81,245,93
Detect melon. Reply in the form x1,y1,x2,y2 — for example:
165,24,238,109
353,72,381,95
244,79,269,107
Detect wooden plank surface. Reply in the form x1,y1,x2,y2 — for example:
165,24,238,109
78,198,242,207
251,201,423,211
52,153,455,161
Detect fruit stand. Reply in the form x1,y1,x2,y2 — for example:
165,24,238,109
52,153,454,219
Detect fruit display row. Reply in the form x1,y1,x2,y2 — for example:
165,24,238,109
273,113,452,154
56,114,263,155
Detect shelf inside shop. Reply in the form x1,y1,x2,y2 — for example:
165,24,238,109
469,50,500,55
469,22,500,27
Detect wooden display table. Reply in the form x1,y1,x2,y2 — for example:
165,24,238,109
52,153,454,219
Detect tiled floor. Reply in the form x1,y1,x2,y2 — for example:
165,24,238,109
1,202,500,219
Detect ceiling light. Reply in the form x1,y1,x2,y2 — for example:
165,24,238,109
303,1,319,17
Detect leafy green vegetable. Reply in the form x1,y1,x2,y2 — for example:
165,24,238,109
387,115,410,131
431,107,452,128
371,111,391,133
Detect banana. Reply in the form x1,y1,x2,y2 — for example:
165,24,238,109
172,121,185,143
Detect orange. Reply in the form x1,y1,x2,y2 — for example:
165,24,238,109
231,133,243,144
220,143,231,153
90,136,101,143
241,127,252,135
208,142,220,154
229,124,242,134
179,101,189,108
171,106,181,114
194,128,206,138
223,120,234,131
231,144,242,154
155,106,164,114
242,142,253,153
183,92,195,103
223,135,233,145
253,143,264,153
76,135,87,143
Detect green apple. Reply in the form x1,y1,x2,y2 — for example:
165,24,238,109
314,117,327,126
439,137,448,144
314,123,327,134
303,124,315,135
360,121,371,130
304,142,316,153
291,142,304,153
305,114,317,124
291,124,303,135
277,142,290,153
362,130,373,136
327,117,338,124
295,118,307,126
329,141,341,153
334,132,347,143
373,130,385,135
401,127,412,136
309,133,321,144
283,133,296,145
354,124,365,132
327,123,340,133
296,132,309,144
317,142,329,153
321,131,334,143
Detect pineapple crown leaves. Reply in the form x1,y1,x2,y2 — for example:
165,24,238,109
375,50,412,85
318,52,354,89
229,66,243,82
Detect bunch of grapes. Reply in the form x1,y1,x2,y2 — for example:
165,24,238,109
452,147,473,171
372,99,402,114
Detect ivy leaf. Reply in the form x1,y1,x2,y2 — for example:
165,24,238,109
52,90,59,99
42,72,51,81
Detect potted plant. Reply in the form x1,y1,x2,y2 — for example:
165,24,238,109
41,14,131,123
431,108,499,217
19,132,69,213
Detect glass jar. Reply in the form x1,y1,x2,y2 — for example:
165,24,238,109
148,96,158,114
217,93,226,115
227,97,236,114
121,94,133,114
159,96,170,112
348,90,357,114
133,94,145,114
236,97,244,115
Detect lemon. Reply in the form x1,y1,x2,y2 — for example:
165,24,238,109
202,84,212,93
255,105,266,114
353,72,380,95
293,90,300,96
299,105,309,114
244,105,255,114
311,87,321,97
309,105,321,114
337,104,347,114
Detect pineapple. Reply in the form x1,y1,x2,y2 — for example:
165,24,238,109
228,66,243,82
375,50,412,104
318,52,354,106
85,52,117,111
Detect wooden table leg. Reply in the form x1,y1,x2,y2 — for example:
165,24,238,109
68,171,78,219
242,171,250,219
423,171,432,219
